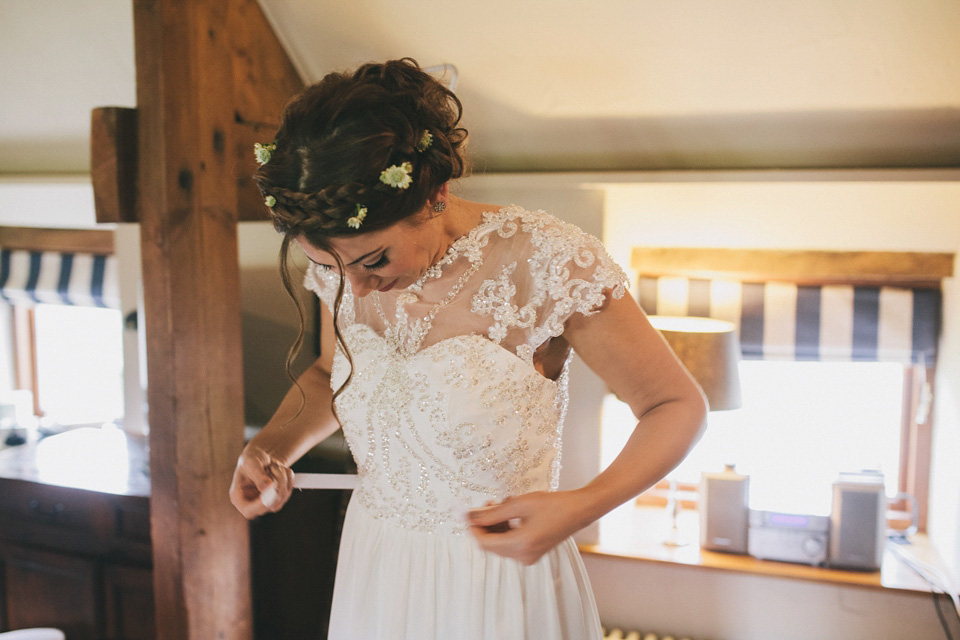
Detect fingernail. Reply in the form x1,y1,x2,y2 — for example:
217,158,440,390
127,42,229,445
260,484,278,508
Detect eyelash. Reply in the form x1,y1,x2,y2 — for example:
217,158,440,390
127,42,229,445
313,252,389,272
362,253,389,271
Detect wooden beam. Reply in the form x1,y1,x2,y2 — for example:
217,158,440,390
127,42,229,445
227,0,304,221
0,226,114,255
132,1,301,638
91,107,139,224
631,247,955,286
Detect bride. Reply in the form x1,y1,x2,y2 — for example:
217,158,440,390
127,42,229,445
230,58,706,640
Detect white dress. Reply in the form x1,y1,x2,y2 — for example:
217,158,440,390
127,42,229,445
304,206,627,640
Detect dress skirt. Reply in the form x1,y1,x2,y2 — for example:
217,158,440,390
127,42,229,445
327,499,603,640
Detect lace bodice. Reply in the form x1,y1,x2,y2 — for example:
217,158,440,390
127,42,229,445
304,206,627,534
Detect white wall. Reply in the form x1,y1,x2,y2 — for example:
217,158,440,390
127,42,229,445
585,552,952,640
236,222,317,426
0,176,101,229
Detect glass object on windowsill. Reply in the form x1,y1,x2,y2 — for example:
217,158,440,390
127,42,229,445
0,392,35,447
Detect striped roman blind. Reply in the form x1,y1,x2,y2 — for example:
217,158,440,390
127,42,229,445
637,275,941,365
0,248,120,309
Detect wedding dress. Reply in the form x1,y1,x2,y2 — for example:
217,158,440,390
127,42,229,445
304,206,626,640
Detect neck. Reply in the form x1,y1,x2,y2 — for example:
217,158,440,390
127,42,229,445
424,195,486,268
442,195,484,240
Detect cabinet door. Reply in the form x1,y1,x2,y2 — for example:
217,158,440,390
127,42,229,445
103,564,156,640
0,544,99,639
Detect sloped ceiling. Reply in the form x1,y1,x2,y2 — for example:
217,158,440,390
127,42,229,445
3,0,960,174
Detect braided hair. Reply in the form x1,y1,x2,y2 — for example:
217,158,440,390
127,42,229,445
255,58,469,416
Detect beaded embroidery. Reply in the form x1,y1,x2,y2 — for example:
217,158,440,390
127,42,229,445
304,206,627,534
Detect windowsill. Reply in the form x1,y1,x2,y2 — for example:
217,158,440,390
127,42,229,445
579,504,952,596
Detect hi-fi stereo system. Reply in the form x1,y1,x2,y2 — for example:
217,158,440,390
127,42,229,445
698,467,891,570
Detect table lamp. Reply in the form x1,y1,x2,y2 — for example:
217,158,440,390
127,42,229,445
649,315,742,546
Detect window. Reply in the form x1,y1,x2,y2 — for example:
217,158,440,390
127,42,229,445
0,226,124,432
33,303,125,425
616,247,951,532
603,360,909,516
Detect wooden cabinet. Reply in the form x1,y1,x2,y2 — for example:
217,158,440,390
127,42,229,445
0,428,350,640
0,476,155,640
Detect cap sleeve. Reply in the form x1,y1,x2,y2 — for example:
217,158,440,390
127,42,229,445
470,209,627,363
526,215,627,347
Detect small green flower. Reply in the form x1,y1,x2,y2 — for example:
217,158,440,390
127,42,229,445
346,204,368,229
254,142,276,165
379,161,413,189
264,195,276,207
416,130,433,152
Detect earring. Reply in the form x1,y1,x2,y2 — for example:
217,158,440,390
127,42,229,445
433,201,446,213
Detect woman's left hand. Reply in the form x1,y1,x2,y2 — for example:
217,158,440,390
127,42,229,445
466,491,587,565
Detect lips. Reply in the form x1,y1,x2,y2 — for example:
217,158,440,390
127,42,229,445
378,279,398,293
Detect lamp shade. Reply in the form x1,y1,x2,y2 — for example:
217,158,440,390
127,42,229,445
649,315,742,411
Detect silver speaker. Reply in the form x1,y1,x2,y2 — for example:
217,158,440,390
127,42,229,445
829,472,886,570
699,465,749,553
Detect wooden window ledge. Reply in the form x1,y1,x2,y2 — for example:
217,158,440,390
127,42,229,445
579,505,953,596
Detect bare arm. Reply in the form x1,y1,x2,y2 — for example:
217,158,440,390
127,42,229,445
229,356,341,519
468,292,707,563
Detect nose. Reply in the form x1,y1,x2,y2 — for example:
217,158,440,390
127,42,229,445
346,271,378,298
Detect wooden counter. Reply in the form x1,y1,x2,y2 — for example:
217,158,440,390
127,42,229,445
0,426,352,640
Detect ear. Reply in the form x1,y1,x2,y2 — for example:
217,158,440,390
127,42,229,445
429,182,449,207
427,182,450,216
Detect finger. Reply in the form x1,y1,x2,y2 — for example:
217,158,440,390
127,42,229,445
230,467,262,513
235,454,273,491
231,487,270,520
260,483,279,509
467,501,518,527
469,525,536,563
261,462,295,512
468,523,521,548
230,452,290,517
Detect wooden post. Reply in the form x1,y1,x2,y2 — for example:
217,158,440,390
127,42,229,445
131,0,302,637
91,107,138,224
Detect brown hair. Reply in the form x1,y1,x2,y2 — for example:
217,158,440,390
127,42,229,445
254,58,469,415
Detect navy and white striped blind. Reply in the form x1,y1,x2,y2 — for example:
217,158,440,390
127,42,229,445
0,248,119,309
638,276,940,365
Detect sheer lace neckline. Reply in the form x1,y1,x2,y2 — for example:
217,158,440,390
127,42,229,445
406,205,517,293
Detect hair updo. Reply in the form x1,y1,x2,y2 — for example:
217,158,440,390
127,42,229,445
257,58,469,414
255,57,468,245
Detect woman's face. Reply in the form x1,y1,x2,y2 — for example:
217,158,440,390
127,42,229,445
296,213,448,298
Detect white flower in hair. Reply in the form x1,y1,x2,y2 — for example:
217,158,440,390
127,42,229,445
347,204,368,229
254,142,276,165
416,130,433,152
379,161,414,189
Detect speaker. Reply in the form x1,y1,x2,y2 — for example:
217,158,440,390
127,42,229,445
699,465,749,553
829,473,886,570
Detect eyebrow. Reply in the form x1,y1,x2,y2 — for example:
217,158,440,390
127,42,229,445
315,246,383,268
347,247,383,266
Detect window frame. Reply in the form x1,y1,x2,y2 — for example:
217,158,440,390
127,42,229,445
628,247,953,534
1,226,116,423
633,362,933,532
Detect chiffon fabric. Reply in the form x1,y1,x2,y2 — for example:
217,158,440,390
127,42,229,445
304,206,627,640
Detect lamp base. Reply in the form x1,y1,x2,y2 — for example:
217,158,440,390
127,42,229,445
661,477,691,547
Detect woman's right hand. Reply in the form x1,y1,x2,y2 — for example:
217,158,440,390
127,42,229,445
229,446,295,519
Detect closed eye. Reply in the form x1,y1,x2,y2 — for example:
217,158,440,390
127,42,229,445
362,253,389,271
